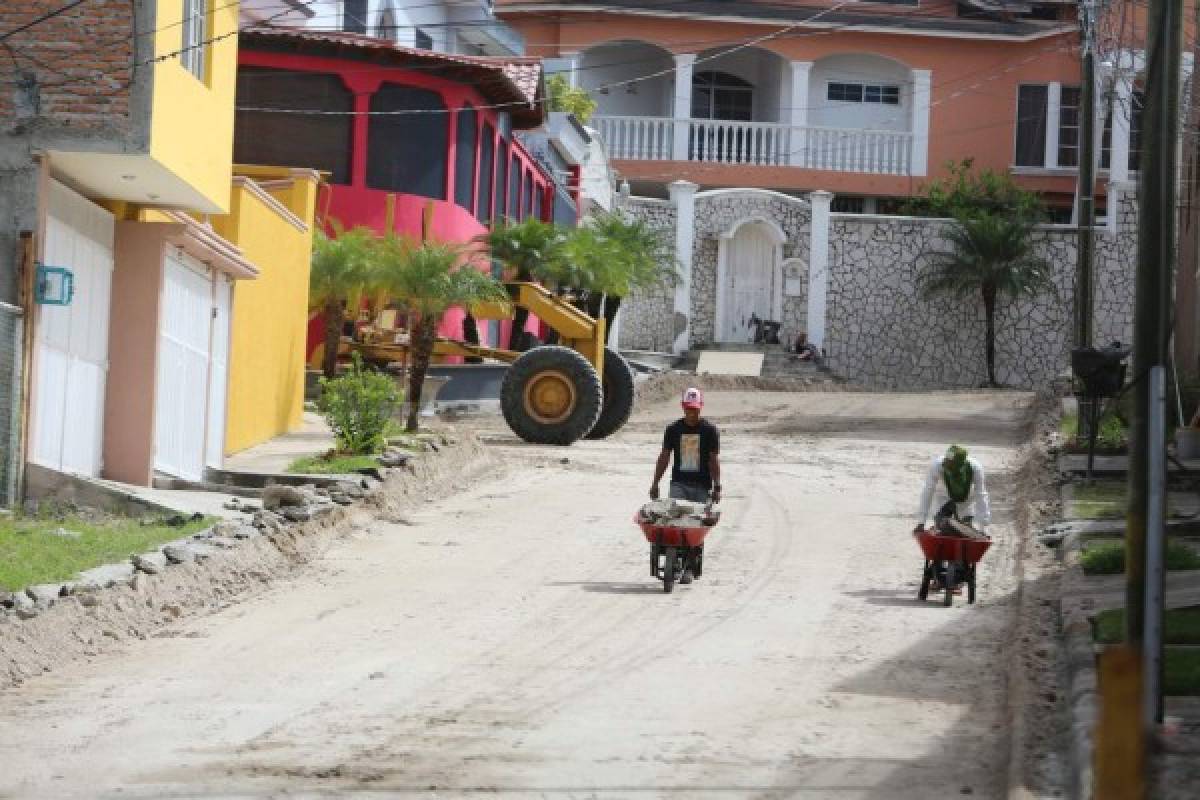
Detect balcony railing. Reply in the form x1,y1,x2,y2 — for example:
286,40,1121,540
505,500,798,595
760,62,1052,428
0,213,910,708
594,115,916,176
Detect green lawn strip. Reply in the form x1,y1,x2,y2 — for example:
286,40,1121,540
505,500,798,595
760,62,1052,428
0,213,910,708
1060,410,1128,451
1081,538,1200,575
1068,482,1193,521
1165,649,1200,696
1093,607,1200,645
0,515,214,591
286,454,379,475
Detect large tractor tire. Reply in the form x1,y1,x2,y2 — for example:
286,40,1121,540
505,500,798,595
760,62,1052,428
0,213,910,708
501,346,603,445
585,347,636,440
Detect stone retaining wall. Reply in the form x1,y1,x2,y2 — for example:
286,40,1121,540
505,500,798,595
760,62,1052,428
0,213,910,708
616,183,1137,390
824,187,1136,389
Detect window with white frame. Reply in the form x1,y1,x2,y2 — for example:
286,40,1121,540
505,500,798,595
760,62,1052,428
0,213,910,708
1015,83,1143,171
180,0,207,81
827,82,900,105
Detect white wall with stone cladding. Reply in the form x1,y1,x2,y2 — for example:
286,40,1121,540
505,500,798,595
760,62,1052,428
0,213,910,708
690,190,812,347
823,186,1137,389
618,198,676,352
615,183,1137,389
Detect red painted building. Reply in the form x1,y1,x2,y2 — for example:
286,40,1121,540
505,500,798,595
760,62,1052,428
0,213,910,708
234,27,559,353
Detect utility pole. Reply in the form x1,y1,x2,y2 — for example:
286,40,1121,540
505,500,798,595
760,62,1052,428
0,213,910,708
1128,0,1182,739
1075,0,1098,349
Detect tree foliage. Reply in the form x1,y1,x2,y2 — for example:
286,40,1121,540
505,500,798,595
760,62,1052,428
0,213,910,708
373,237,508,431
906,159,1045,222
309,224,377,378
546,74,598,124
922,212,1054,386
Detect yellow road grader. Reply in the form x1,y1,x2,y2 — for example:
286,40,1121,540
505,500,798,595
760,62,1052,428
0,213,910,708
351,282,636,446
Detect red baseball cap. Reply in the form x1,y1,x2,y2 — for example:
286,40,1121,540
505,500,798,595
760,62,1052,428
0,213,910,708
681,387,704,409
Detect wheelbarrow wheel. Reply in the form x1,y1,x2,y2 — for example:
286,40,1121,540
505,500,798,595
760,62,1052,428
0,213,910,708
650,544,660,577
918,561,932,601
662,546,677,593
942,563,956,607
967,564,977,604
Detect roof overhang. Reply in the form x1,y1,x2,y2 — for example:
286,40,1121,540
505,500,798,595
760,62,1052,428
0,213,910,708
496,2,1076,42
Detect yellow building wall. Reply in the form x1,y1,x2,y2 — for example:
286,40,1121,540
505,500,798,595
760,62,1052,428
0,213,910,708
149,0,237,213
211,175,319,455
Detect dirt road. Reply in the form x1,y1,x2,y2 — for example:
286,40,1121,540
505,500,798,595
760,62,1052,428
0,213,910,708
0,391,1036,799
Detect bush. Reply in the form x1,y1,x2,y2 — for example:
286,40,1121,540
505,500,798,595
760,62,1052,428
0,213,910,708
316,354,400,455
1081,539,1200,575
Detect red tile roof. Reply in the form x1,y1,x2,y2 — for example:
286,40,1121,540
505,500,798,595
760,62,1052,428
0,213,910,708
240,27,545,127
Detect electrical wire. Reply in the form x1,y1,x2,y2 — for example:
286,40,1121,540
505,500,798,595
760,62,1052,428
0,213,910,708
0,0,92,43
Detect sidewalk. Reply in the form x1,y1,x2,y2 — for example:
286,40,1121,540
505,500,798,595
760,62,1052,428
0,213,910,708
224,412,335,475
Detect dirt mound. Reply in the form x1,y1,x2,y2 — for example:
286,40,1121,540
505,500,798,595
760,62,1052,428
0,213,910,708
0,437,493,691
635,371,847,406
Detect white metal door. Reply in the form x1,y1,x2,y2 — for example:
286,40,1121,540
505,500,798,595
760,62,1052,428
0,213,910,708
29,180,115,476
155,251,212,482
721,222,776,342
206,277,231,469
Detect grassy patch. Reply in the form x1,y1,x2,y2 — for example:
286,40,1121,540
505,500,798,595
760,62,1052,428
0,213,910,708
1071,482,1128,520
1061,410,1128,452
286,453,379,475
1094,606,1200,645
1165,649,1200,696
0,513,214,591
1081,539,1200,575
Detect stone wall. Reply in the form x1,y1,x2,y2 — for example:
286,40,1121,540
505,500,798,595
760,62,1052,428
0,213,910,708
618,198,676,352
824,185,1137,389
690,190,811,347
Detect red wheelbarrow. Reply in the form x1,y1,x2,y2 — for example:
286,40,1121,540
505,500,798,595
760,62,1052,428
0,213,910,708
915,529,992,606
635,506,720,593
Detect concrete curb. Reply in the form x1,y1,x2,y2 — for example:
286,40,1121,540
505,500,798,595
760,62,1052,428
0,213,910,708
1060,526,1099,800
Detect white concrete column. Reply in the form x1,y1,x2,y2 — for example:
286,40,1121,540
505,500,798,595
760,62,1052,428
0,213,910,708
668,180,699,354
1045,82,1062,168
910,69,932,176
788,61,813,167
671,53,696,161
563,52,581,88
1109,73,1134,183
808,190,833,351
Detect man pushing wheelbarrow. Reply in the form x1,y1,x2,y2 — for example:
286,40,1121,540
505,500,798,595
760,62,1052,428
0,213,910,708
912,445,992,605
646,388,721,588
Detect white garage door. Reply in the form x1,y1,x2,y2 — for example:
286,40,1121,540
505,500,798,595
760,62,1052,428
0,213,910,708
155,250,214,482
29,180,115,477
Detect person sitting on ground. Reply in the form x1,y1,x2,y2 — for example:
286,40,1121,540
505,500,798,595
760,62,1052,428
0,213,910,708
914,445,991,536
792,332,819,361
650,387,722,584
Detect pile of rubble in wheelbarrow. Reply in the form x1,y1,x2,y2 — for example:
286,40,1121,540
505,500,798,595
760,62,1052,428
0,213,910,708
638,499,718,528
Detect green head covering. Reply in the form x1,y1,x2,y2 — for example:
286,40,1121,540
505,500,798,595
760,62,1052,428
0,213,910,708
942,445,973,503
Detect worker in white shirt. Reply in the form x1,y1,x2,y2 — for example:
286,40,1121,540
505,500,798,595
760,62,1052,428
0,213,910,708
913,445,991,536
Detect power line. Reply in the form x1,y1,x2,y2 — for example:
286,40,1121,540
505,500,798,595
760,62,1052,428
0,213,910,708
0,0,92,43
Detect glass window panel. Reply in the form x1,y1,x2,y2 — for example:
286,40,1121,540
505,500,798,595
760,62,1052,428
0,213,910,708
235,68,354,185
1014,84,1049,167
455,105,478,212
367,84,448,199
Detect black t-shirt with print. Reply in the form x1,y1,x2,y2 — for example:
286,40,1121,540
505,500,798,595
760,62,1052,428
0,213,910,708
662,418,720,489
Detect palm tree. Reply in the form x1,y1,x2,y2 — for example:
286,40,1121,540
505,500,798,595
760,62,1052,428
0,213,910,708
477,218,570,349
309,225,375,379
923,213,1054,387
375,237,508,431
567,211,676,343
